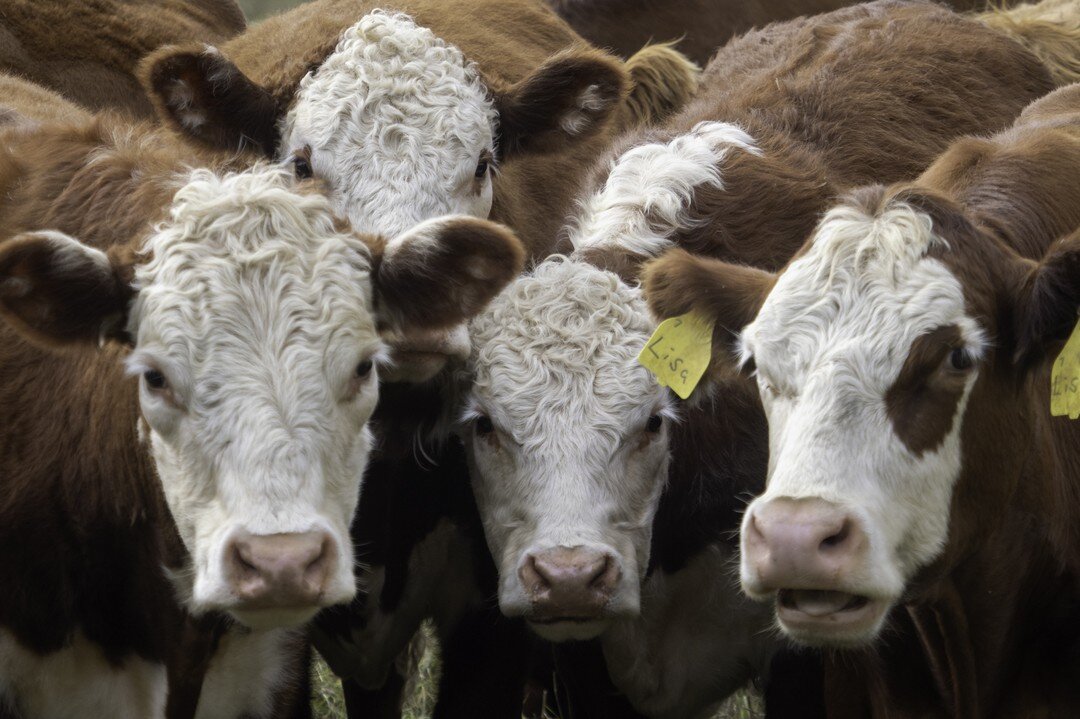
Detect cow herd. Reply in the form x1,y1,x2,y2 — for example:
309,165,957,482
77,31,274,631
0,0,1077,717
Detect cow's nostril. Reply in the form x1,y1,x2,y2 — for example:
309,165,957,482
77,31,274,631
820,520,850,550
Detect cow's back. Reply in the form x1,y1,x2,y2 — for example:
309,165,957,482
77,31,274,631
690,0,1053,185
0,0,246,118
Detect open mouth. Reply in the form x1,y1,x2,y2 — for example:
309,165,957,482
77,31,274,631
775,589,887,645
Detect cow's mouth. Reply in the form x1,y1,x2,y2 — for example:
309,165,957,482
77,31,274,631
526,615,610,641
775,589,888,645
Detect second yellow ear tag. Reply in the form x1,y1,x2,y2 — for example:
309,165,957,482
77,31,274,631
638,312,714,400
1050,319,1080,419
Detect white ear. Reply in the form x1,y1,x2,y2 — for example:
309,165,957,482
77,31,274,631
371,216,525,334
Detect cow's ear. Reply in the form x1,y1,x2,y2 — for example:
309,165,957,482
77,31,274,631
140,44,280,157
643,248,776,377
0,231,136,348
493,47,628,158
370,217,525,334
1013,229,1080,367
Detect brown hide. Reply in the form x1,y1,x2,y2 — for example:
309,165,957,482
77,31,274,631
546,0,985,65
0,0,245,118
821,87,1080,717
585,0,1054,279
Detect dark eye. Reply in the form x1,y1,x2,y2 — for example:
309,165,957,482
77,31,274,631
645,415,663,433
475,415,494,435
144,369,167,390
355,360,373,379
947,348,974,372
474,158,489,179
293,155,313,180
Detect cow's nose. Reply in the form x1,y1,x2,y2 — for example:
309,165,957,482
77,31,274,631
226,531,334,608
743,497,867,593
519,546,619,619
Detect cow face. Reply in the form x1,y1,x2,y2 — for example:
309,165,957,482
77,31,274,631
0,167,524,629
142,12,624,383
464,258,673,641
644,188,1080,647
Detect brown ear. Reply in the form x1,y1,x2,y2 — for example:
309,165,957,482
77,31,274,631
643,248,776,375
0,231,135,348
1014,228,1080,367
371,217,526,334
140,44,280,157
493,47,628,158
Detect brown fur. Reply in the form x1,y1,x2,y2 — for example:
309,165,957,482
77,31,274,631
645,80,1080,718
0,0,245,118
978,0,1080,87
591,0,1060,280
614,42,701,131
545,0,985,66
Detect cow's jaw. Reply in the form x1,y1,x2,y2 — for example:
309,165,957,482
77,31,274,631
737,200,984,646
464,258,673,640
127,168,381,627
279,11,496,238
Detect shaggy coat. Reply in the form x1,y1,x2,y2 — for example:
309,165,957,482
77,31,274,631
644,82,1080,718
0,0,245,117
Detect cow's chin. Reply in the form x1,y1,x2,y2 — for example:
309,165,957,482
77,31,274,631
228,605,324,631
527,617,612,642
773,590,892,647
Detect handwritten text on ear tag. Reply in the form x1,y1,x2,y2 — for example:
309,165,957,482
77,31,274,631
638,312,714,400
1050,319,1080,419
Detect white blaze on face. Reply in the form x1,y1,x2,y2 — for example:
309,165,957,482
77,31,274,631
567,122,760,257
464,258,673,640
126,167,384,623
280,11,497,237
739,200,985,639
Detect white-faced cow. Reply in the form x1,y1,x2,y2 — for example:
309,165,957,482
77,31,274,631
0,74,524,718
460,1,1080,716
644,82,1080,716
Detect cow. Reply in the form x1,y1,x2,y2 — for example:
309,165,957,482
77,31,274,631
544,0,990,66
643,81,1080,716
0,74,525,719
0,0,246,117
457,1,1080,715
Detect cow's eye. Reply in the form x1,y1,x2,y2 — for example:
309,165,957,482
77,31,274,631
474,158,489,179
355,360,374,379
293,155,313,180
475,415,495,435
645,415,663,433
947,348,974,372
144,369,168,391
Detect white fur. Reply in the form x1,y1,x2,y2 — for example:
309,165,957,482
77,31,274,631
567,122,760,258
601,547,776,719
0,629,167,719
124,166,384,621
280,12,496,237
464,258,673,638
740,200,985,624
197,627,303,719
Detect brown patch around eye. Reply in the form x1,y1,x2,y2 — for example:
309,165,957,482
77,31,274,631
885,325,970,457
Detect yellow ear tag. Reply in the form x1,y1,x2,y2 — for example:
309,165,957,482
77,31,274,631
638,312,714,400
1050,319,1080,419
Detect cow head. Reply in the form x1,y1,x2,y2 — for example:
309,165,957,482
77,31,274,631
0,167,523,629
464,258,673,641
142,12,622,383
643,187,1080,646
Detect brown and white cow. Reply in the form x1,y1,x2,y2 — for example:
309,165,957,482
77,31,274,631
459,1,1080,715
0,0,246,118
0,75,524,718
644,82,1080,714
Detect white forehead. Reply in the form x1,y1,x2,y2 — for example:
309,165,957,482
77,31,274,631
469,258,666,453
129,167,379,365
745,201,985,389
281,12,496,234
